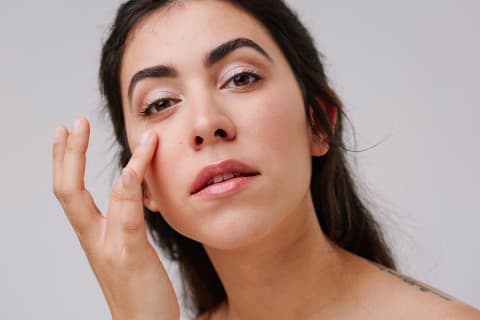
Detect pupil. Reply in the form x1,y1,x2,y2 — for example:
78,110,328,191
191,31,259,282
234,74,249,86
157,100,167,110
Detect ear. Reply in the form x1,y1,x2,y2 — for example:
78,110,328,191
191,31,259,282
309,102,338,157
310,130,329,157
143,182,161,212
324,102,338,133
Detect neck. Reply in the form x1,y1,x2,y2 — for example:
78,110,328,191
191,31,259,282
203,195,353,320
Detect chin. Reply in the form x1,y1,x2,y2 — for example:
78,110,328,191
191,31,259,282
180,206,278,252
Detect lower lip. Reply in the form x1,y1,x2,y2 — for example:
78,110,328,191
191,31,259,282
193,175,258,199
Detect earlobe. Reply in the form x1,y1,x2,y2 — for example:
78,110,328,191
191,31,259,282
309,101,337,157
143,183,161,212
310,133,330,157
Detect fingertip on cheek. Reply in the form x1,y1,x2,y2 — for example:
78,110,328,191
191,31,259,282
129,130,158,154
138,130,152,145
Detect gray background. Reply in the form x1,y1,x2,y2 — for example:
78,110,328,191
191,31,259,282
0,1,478,319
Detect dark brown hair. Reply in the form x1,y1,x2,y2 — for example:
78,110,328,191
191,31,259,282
99,0,396,316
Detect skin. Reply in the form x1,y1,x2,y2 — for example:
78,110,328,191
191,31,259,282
53,123,179,320
53,0,480,319
121,5,327,250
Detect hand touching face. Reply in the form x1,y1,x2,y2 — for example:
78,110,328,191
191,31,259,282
53,119,179,320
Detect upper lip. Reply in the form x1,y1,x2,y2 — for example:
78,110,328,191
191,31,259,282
190,159,260,195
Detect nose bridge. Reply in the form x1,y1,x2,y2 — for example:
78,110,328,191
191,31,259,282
189,90,236,150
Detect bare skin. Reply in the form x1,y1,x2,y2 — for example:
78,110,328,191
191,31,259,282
53,119,179,320
53,1,480,319
200,249,480,320
53,119,480,320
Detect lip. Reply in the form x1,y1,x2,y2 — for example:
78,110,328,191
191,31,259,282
190,159,260,197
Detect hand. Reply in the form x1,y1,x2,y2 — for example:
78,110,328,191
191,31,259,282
53,118,179,320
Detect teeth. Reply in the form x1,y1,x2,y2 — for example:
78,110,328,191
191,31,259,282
209,173,238,186
213,175,223,183
223,173,234,180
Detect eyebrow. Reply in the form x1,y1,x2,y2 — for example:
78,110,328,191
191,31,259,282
205,37,272,67
127,37,272,103
128,65,177,102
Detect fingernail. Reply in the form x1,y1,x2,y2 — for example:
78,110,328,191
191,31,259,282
140,131,152,145
54,127,62,144
122,168,133,187
73,119,82,134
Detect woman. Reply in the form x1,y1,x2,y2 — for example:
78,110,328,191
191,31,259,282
52,0,480,319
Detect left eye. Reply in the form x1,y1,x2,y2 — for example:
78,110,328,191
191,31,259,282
223,72,262,89
140,98,180,117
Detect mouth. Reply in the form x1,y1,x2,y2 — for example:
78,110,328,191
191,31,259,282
190,159,260,196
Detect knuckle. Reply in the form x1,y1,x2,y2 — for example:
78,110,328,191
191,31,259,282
54,186,76,202
110,185,140,202
65,138,86,154
65,140,79,153
110,188,128,202
52,185,61,199
122,221,142,235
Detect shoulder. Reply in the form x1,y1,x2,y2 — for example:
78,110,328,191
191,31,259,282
431,303,480,320
365,260,480,319
344,253,480,320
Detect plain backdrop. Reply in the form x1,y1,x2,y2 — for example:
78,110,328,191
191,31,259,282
1,1,478,319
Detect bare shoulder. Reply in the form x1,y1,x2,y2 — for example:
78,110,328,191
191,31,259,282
436,303,480,320
365,261,480,319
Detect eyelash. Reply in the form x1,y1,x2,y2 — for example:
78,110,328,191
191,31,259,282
139,69,263,118
139,97,180,117
221,68,263,89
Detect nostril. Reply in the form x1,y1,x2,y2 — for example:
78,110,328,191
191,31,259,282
215,128,227,138
195,136,204,145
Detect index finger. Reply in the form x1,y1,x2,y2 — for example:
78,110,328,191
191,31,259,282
125,130,158,181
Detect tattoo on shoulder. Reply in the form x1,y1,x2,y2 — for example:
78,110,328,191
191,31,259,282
372,263,453,302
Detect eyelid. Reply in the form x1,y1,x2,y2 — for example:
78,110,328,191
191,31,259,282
141,89,180,108
219,64,264,88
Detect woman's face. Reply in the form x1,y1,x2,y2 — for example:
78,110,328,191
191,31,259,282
120,0,326,250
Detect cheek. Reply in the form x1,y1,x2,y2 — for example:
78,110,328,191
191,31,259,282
143,126,194,221
250,85,310,157
124,115,153,153
145,127,186,195
250,83,313,198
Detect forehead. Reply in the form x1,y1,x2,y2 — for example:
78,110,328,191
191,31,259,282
120,0,282,86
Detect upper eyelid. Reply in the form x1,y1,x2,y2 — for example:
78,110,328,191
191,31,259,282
138,89,181,109
219,65,264,83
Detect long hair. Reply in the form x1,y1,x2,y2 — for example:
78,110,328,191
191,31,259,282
99,0,396,315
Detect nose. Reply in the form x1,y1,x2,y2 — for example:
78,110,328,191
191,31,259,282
189,99,236,150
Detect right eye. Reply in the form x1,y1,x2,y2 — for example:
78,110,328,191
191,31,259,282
139,98,180,117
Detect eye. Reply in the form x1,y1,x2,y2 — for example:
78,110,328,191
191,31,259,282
139,98,180,117
223,71,263,89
